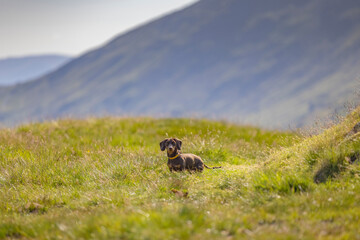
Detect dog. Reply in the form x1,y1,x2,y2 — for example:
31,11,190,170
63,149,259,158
160,138,221,172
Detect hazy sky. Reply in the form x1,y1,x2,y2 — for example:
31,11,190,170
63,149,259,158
0,0,198,59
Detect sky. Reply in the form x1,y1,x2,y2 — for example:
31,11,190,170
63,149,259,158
0,0,198,59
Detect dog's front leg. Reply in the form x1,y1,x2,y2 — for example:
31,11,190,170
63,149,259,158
167,160,173,172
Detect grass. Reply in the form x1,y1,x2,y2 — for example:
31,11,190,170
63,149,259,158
0,112,360,239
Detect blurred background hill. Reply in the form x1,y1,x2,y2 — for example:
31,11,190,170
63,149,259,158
0,0,359,128
0,55,71,86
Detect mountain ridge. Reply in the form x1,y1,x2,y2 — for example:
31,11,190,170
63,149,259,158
0,54,71,86
0,0,359,128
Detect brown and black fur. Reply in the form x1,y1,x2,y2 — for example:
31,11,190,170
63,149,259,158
160,138,221,172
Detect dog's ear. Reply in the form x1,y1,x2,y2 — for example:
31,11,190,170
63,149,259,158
160,139,167,151
174,138,182,150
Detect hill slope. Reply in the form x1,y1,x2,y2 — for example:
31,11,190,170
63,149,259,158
0,0,359,127
0,55,71,86
1,111,360,238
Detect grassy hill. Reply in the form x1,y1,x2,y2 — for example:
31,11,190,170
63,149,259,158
1,110,360,239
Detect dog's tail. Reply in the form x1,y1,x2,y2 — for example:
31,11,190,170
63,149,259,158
204,164,221,169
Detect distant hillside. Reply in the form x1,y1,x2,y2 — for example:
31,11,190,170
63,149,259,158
0,55,71,86
0,0,359,128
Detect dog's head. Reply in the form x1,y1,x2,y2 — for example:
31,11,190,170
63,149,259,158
160,138,182,154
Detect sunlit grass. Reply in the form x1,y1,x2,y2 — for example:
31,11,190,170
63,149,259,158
0,114,360,239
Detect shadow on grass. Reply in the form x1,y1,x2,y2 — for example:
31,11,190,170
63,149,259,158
313,150,360,183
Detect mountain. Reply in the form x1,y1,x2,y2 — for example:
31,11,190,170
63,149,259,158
0,0,359,128
0,55,71,86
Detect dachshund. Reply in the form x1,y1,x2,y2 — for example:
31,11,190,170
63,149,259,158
160,138,221,172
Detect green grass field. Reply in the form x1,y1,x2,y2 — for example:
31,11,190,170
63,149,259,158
1,109,360,239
